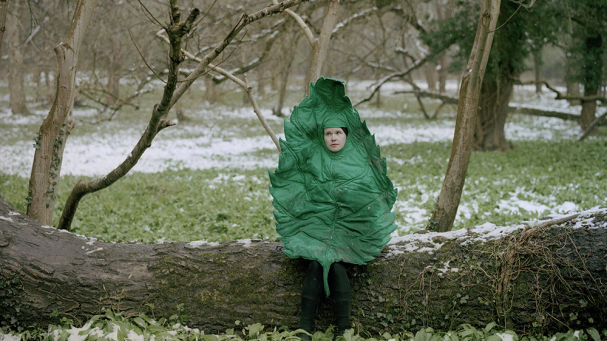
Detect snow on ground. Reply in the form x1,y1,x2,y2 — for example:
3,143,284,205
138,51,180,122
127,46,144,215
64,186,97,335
1,81,604,237
0,97,587,178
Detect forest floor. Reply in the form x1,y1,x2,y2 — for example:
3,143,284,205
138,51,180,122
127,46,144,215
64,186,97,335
1,79,606,340
0,79,606,242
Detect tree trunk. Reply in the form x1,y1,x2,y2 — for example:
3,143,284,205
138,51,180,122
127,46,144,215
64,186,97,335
1,197,606,334
533,50,542,94
438,52,448,93
107,63,121,107
424,62,438,92
580,88,598,131
0,0,8,66
204,77,220,104
579,27,602,130
473,75,513,151
56,5,201,231
26,0,97,225
273,57,293,117
428,0,500,233
306,0,339,88
7,3,30,116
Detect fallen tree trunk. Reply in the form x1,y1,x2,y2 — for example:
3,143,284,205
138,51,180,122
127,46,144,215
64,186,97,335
510,106,580,121
394,89,601,123
1,196,606,334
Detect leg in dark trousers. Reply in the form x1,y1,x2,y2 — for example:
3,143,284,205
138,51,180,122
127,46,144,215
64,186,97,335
300,261,324,340
328,262,351,336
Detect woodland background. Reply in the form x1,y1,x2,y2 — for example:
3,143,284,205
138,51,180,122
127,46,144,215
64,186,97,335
0,0,606,339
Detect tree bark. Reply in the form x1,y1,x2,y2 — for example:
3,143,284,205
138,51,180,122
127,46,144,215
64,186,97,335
578,24,602,130
273,59,292,117
473,75,514,151
428,0,500,232
106,37,122,107
533,50,542,94
2,197,606,334
55,4,200,231
0,0,8,66
438,51,448,93
424,62,438,92
7,2,30,116
26,0,97,226
306,0,340,88
579,87,597,131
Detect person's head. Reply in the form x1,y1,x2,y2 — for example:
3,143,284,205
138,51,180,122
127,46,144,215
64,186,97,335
323,127,348,152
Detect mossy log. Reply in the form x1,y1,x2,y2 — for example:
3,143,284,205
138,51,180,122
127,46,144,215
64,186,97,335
1,196,606,334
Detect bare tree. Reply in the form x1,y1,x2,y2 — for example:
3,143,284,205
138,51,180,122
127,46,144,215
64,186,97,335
155,29,281,150
427,0,501,232
26,0,98,225
56,0,307,231
275,0,340,91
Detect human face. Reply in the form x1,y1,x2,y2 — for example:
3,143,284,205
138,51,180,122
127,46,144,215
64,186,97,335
323,127,347,152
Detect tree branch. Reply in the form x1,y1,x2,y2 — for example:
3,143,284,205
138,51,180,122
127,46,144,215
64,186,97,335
57,6,201,231
518,80,607,104
353,53,432,107
168,0,308,111
273,0,315,46
155,30,281,152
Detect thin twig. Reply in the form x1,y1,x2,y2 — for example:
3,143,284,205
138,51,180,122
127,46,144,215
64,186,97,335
192,0,218,29
137,0,164,27
128,29,166,84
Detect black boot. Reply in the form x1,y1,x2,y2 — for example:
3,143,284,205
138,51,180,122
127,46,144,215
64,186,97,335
331,290,351,336
328,262,351,336
299,261,324,340
298,297,319,341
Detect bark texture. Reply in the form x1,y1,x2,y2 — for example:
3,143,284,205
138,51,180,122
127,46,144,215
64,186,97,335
306,0,340,89
473,75,514,151
7,1,29,115
579,88,598,131
1,197,606,335
0,0,8,64
56,5,200,231
27,0,97,225
428,0,500,232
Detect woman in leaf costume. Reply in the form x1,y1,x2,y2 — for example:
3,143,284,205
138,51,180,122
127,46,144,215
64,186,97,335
269,77,397,337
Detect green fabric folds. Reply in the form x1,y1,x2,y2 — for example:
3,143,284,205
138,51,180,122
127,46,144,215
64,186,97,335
269,77,398,296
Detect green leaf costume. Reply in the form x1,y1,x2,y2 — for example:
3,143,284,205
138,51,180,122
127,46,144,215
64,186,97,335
269,77,398,296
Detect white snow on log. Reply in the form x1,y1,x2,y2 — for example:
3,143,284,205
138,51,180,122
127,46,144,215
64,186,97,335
85,247,104,255
0,216,12,222
187,240,220,247
236,239,253,247
234,239,268,247
388,207,606,256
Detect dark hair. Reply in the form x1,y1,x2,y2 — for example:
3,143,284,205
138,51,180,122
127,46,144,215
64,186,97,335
341,127,349,136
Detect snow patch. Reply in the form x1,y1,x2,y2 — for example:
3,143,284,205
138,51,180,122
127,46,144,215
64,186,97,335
388,207,606,256
496,333,515,341
187,240,220,247
0,216,12,222
85,247,103,255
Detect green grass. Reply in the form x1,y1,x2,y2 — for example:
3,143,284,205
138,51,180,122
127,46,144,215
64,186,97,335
1,139,605,242
1,80,606,241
